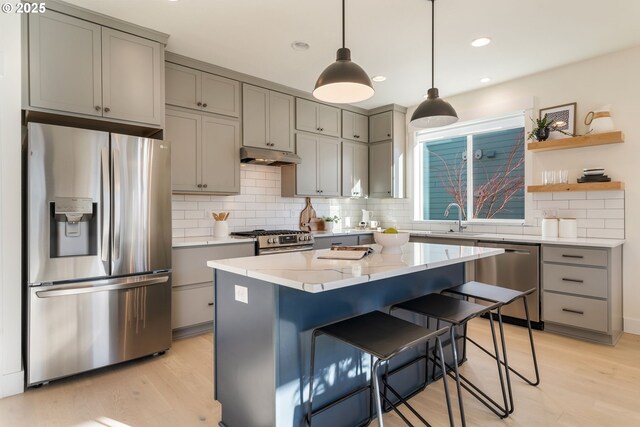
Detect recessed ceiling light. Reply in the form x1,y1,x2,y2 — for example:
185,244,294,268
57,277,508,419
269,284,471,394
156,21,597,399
480,77,491,83
471,37,492,47
168,0,179,2
291,41,310,51
371,75,387,82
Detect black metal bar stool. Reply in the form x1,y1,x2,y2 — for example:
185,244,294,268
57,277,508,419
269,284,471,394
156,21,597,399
390,294,509,426
443,281,540,414
307,310,454,427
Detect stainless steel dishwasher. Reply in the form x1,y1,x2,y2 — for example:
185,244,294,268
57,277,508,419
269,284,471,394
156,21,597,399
475,241,542,328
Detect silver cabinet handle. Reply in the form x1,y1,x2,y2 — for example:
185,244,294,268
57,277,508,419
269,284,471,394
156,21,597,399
562,308,584,315
36,275,169,298
562,254,584,259
197,102,202,107
95,105,101,111
101,148,110,262
104,107,111,113
113,149,121,261
562,278,584,283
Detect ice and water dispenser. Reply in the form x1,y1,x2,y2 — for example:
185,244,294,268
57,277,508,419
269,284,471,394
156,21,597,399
50,197,98,257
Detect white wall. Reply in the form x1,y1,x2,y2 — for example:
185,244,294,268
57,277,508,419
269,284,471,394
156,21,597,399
0,13,25,397
402,45,640,334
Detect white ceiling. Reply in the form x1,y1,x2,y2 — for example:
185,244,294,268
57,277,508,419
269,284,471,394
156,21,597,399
65,0,640,110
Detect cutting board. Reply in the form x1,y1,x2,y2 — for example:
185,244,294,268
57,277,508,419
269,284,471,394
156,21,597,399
299,197,316,231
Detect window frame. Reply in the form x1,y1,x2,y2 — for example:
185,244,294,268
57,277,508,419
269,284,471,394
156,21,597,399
414,113,526,225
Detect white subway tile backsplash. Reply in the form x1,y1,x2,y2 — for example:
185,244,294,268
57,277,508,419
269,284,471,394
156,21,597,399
532,193,553,201
586,209,624,219
552,192,586,200
605,219,625,229
604,199,625,209
557,209,587,219
587,229,624,239
586,190,624,199
184,210,204,219
569,199,605,209
536,200,569,210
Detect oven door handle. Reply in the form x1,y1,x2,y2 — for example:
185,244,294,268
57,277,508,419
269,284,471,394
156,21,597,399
259,246,314,255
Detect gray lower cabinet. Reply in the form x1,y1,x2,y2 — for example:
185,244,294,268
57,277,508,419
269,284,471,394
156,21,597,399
242,84,294,151
28,11,163,126
166,108,240,194
357,234,375,245
295,98,341,138
369,110,393,143
342,110,369,142
172,243,254,336
341,141,368,198
281,133,340,197
165,62,240,117
313,235,359,249
542,245,623,345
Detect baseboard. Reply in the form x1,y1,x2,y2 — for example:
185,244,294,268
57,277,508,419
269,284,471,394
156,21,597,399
1,370,24,398
172,322,213,340
623,317,640,335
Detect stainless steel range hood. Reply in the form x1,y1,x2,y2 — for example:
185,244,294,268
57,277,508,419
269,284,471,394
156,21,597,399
240,147,301,166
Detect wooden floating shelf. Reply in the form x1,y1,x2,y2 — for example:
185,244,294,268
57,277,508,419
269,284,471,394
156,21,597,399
527,131,624,152
527,181,624,193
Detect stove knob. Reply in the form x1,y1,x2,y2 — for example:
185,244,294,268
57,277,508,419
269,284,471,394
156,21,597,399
267,238,274,244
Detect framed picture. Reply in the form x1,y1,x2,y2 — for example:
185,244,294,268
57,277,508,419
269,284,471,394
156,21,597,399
539,102,576,139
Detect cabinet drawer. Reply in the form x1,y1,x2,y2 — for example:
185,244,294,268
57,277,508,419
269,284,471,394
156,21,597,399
172,244,254,286
313,235,359,249
544,292,607,332
172,284,214,329
543,264,608,298
543,246,607,267
358,234,374,245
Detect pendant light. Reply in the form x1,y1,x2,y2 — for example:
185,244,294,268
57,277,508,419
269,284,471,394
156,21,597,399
410,0,458,129
313,0,374,104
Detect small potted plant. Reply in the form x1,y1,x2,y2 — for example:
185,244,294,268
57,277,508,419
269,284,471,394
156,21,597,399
322,215,340,232
527,114,555,141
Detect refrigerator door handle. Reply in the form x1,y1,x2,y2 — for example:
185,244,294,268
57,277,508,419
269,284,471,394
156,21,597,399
35,275,168,298
113,148,121,261
101,147,111,262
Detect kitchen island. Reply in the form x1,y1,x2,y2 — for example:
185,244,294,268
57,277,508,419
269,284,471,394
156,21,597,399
208,242,503,427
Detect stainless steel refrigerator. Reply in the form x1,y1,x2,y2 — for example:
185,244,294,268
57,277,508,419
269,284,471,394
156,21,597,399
26,122,172,386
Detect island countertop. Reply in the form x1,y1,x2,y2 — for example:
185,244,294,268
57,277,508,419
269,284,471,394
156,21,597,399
207,242,503,293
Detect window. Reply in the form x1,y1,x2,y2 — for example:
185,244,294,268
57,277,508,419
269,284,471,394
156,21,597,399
417,115,525,222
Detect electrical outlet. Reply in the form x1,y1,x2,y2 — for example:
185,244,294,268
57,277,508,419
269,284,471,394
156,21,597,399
234,285,248,304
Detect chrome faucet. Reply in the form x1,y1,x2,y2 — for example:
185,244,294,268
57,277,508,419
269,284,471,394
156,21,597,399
444,203,467,232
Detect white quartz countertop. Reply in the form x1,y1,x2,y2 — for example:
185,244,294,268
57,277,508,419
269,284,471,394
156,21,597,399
172,236,255,248
405,230,624,248
207,242,503,293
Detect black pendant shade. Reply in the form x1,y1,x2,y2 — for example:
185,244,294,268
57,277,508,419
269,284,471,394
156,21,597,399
313,0,374,104
410,0,458,129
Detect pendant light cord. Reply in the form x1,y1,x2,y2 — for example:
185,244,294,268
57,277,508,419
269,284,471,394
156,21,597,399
431,0,435,89
342,0,346,48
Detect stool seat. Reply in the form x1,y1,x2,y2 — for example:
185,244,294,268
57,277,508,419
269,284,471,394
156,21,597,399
319,310,447,360
446,281,534,305
393,293,496,325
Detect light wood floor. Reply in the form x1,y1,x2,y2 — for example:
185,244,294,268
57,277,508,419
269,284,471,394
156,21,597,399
1,320,639,426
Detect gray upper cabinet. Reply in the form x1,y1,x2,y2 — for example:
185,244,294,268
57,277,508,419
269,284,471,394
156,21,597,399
342,141,368,198
342,110,369,142
101,28,163,126
295,98,340,138
28,11,163,127
242,84,294,152
281,133,340,197
369,111,393,143
166,108,240,194
369,140,393,198
166,63,240,118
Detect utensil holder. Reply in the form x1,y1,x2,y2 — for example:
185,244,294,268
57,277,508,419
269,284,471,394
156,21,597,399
214,221,229,237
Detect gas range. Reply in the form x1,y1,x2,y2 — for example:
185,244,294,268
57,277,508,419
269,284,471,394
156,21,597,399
230,229,314,255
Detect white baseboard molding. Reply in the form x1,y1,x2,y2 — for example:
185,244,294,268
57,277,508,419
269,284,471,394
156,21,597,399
624,317,640,336
1,370,24,398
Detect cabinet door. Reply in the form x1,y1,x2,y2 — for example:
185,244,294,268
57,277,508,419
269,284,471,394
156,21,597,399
269,91,294,152
172,284,214,329
369,141,393,197
354,113,369,143
29,11,102,116
166,109,202,192
201,72,240,117
354,143,369,197
242,84,269,148
296,98,318,133
342,110,356,141
369,111,393,143
317,138,341,196
165,63,201,110
318,104,341,137
101,28,163,126
341,142,355,197
201,116,241,194
295,134,318,196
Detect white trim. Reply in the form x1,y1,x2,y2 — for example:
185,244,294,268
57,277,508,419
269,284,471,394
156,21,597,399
623,317,640,336
1,371,24,398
